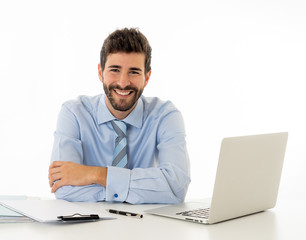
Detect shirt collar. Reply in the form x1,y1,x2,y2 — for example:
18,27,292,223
97,94,143,128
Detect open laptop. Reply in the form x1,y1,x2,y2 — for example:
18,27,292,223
145,132,288,224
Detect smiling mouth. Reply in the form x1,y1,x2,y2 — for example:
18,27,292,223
114,89,133,96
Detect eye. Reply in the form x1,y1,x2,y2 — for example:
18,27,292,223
110,68,120,73
129,70,140,75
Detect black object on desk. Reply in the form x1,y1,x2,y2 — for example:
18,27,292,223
57,213,100,222
106,209,143,218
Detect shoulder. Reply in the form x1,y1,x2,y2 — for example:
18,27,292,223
62,94,102,115
141,96,185,130
141,96,179,117
141,96,186,138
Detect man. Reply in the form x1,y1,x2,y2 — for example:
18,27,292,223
48,28,190,204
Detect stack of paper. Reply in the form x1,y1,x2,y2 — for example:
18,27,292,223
0,198,115,223
0,196,34,223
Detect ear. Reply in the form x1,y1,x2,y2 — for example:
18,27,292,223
144,70,152,88
98,63,103,83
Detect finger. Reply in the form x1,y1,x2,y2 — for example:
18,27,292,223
49,178,54,187
49,165,62,176
49,161,64,170
51,179,65,193
49,172,62,187
48,168,62,187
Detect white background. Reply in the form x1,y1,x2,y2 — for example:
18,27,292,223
0,0,305,201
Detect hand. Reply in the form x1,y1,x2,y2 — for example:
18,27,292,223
48,161,107,193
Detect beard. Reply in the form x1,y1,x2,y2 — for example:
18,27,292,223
103,83,144,112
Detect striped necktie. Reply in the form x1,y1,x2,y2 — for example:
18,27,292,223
111,120,128,168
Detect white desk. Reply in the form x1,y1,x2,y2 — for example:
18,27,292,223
0,199,305,240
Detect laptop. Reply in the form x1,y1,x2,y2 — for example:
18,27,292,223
145,132,288,224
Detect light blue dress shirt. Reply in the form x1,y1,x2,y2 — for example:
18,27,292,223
51,94,190,204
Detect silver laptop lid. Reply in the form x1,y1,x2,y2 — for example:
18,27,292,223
208,132,288,224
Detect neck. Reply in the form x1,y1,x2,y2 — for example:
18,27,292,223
104,96,136,120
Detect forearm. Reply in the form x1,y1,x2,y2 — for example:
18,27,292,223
49,161,108,193
129,167,190,204
54,184,106,202
106,165,190,204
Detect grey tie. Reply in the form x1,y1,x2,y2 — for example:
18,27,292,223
111,120,128,168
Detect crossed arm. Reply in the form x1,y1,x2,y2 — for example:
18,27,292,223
48,161,107,193
49,101,190,203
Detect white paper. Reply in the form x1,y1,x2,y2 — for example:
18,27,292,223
0,196,34,223
0,199,113,223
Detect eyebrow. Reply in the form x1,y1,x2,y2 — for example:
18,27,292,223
108,65,143,72
129,67,143,72
108,65,121,69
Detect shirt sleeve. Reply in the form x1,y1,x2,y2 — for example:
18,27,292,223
106,109,191,204
50,104,106,202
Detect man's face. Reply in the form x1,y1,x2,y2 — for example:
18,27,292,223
99,52,151,118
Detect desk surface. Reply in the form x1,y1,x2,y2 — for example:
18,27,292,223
0,199,305,240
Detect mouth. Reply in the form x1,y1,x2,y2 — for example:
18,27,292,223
114,89,134,97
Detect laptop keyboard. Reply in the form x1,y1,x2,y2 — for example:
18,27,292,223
176,208,210,219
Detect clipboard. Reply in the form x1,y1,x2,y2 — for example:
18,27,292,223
0,199,114,223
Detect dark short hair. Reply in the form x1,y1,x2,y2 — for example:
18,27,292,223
100,28,152,74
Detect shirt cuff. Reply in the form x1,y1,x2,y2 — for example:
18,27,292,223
106,166,131,202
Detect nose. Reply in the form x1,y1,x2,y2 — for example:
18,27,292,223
117,73,130,89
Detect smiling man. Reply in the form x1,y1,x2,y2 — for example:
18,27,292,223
48,28,190,204
101,52,150,119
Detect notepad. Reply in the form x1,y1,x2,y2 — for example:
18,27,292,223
0,199,114,223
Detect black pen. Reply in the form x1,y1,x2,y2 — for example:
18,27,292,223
106,209,143,218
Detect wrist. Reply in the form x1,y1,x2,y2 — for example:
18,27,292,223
91,166,107,187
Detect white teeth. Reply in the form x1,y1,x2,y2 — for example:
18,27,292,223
115,90,130,96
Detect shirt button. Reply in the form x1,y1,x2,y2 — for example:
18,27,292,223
114,193,118,198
